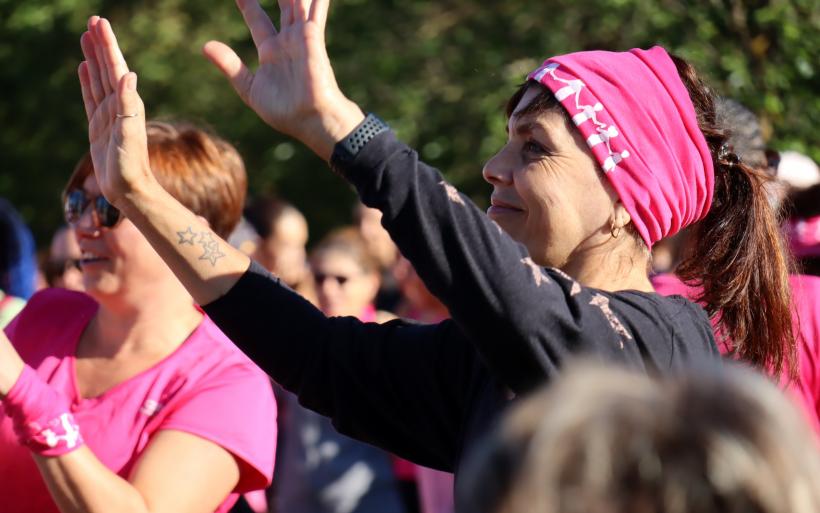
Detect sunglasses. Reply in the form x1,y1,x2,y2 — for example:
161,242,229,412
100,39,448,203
64,189,122,228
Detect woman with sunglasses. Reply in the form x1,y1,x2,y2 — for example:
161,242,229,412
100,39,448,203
76,2,793,483
0,121,276,513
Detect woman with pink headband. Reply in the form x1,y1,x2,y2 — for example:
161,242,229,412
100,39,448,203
73,0,793,485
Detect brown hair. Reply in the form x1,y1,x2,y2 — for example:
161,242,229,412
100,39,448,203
310,226,380,275
458,362,820,513
669,55,795,378
504,57,796,378
244,195,305,241
64,121,247,238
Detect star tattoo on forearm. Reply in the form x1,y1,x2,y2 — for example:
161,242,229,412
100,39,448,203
176,226,225,266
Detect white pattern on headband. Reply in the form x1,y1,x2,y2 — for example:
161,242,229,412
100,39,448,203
531,63,630,173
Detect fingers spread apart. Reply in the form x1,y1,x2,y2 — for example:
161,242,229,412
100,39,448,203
202,41,254,104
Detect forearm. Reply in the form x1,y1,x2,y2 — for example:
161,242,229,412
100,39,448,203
119,181,250,306
35,449,150,513
338,132,535,333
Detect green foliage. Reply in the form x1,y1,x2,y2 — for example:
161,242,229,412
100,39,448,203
1,0,818,246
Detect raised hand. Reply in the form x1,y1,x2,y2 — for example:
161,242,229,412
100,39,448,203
78,17,154,209
203,0,364,160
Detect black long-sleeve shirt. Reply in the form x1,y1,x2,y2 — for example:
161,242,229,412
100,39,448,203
203,130,718,476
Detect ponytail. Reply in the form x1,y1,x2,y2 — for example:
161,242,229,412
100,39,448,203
671,55,796,379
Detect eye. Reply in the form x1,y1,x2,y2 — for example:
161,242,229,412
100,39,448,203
523,139,550,156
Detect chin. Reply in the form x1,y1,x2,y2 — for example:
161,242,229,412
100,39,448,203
82,276,122,302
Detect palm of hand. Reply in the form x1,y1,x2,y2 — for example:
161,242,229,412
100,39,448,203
86,93,148,206
244,23,338,139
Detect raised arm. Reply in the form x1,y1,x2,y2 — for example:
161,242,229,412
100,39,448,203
76,13,473,468
79,1,364,304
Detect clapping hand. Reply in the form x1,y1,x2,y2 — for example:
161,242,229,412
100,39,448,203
203,0,364,160
78,17,154,209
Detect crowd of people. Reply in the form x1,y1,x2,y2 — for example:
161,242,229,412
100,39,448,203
1,1,820,512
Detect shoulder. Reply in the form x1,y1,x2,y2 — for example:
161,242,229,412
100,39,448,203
613,289,717,358
613,289,710,331
159,315,277,491
15,288,97,321
179,314,273,389
5,289,97,359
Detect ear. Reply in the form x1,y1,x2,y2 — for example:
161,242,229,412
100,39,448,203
612,200,632,231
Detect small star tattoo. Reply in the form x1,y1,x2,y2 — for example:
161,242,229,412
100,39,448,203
198,231,216,250
177,226,198,245
197,232,225,266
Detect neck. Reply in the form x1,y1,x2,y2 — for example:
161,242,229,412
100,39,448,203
84,288,202,358
562,242,654,293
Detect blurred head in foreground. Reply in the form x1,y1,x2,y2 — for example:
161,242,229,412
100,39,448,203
458,362,820,513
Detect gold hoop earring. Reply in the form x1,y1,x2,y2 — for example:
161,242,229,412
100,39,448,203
610,224,622,239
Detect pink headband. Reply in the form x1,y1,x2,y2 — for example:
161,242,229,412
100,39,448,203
527,47,714,248
785,216,820,258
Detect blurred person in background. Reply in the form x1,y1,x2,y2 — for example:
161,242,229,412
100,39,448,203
353,204,401,312
392,256,453,513
0,199,34,327
245,195,316,304
44,225,85,292
776,150,820,192
784,183,820,277
0,199,38,299
228,216,263,258
273,227,409,513
456,361,820,513
0,121,276,513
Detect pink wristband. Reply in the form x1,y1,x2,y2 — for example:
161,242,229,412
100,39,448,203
3,365,84,456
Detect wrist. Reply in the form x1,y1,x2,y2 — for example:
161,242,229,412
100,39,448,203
118,176,165,219
4,366,84,456
302,99,365,161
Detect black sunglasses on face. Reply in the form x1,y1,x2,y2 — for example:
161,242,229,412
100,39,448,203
64,189,122,228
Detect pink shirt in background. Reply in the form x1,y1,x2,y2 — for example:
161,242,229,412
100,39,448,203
652,273,820,433
0,289,277,513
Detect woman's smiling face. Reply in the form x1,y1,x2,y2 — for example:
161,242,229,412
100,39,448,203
483,85,620,268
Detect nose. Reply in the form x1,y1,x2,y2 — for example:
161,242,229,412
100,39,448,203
74,205,101,238
482,145,513,186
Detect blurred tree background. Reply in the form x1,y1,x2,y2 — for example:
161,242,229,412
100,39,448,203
1,0,818,246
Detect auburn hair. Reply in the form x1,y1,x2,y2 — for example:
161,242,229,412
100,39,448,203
64,121,247,238
504,56,796,378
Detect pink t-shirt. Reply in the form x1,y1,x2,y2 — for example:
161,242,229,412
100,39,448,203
0,289,277,513
652,273,820,433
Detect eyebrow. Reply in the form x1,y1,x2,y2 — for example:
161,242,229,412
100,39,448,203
507,115,558,148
